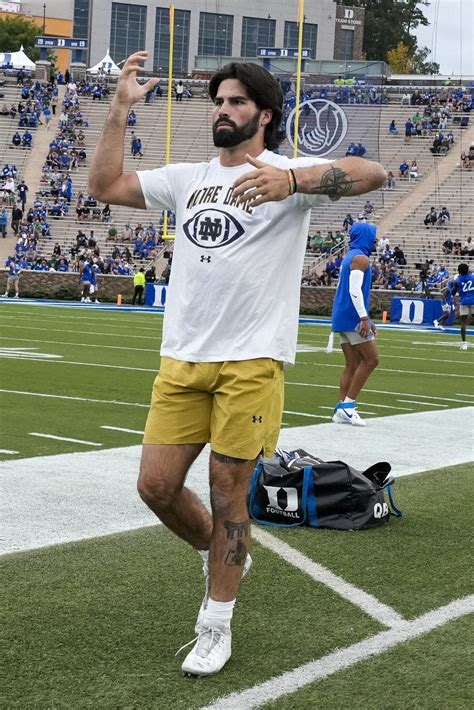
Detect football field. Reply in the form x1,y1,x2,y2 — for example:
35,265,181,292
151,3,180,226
1,302,473,709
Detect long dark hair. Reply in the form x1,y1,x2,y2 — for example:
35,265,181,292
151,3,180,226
209,62,285,150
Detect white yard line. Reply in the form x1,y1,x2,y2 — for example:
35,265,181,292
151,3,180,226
397,399,449,407
100,426,144,435
29,433,103,446
252,528,405,628
201,595,474,710
0,389,149,408
286,381,474,403
0,449,19,455
7,358,157,373
319,404,413,412
355,402,414,411
283,410,328,419
0,336,160,354
0,324,160,341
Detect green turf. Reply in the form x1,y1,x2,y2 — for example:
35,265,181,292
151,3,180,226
268,464,474,618
1,304,473,708
2,527,381,709
262,614,474,710
0,304,472,459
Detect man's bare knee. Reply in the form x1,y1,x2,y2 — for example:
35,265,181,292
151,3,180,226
137,470,180,509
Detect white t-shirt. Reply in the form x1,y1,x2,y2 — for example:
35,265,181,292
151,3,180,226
137,149,330,365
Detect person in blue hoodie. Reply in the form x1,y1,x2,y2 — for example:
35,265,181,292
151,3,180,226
330,219,379,426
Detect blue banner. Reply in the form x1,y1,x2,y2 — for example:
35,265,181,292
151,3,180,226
145,283,167,307
390,298,454,325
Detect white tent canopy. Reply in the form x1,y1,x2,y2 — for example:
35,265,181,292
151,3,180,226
87,50,121,76
0,45,35,70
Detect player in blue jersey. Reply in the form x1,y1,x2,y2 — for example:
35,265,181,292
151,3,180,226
80,260,93,302
451,263,474,350
331,220,379,426
433,280,454,330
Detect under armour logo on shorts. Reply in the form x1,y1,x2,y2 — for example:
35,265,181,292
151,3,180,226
252,415,263,423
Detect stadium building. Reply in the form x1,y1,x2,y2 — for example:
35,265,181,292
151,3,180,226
18,1,367,76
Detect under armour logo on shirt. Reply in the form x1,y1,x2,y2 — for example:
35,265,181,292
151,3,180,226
200,255,211,263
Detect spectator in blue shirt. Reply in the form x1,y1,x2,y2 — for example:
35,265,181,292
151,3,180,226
22,130,33,148
399,160,409,177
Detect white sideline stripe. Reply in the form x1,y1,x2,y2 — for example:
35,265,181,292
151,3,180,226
202,595,474,710
457,392,474,397
0,449,19,455
357,402,414,411
100,426,144,435
283,410,328,419
398,399,449,408
319,404,413,412
3,357,157,373
252,528,405,628
0,323,160,342
286,381,474,403
0,335,160,354
0,389,149,408
29,433,103,447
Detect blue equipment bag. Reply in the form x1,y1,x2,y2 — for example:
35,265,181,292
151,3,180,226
248,448,402,531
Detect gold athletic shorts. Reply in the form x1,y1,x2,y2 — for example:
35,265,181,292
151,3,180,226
143,356,284,459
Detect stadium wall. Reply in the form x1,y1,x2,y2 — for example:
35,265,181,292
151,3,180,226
0,272,398,315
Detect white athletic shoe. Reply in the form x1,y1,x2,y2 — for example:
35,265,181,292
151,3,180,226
80,297,85,302
332,406,367,427
195,553,252,633
460,342,468,351
433,319,445,331
180,626,232,677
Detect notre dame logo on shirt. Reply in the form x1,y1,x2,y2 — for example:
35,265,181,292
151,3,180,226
183,209,244,249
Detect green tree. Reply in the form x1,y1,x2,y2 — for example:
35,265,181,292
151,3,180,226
0,15,42,59
336,0,430,62
411,46,440,74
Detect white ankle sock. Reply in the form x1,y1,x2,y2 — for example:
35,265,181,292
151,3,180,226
343,396,355,404
202,598,235,630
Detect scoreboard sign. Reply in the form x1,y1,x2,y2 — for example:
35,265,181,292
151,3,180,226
34,37,88,49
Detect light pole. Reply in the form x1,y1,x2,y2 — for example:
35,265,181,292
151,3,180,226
42,3,46,34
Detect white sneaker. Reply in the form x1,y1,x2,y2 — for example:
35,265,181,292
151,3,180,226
332,405,367,427
460,342,468,351
80,297,85,302
14,294,19,298
433,319,445,331
195,554,252,633
180,626,232,677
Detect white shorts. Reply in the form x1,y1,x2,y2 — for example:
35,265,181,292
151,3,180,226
459,304,473,317
339,330,375,346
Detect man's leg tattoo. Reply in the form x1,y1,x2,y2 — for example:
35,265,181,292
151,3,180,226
223,519,250,566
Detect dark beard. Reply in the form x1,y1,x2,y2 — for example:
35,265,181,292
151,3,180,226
212,111,262,148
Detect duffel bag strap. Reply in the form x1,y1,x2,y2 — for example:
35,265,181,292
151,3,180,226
303,465,319,527
386,483,403,517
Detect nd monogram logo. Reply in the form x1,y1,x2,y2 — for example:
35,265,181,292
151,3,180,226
199,216,222,240
183,209,245,249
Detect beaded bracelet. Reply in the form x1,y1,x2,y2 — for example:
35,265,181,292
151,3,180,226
287,168,297,195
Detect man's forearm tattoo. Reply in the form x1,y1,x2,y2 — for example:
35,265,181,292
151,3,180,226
309,166,363,201
224,519,250,540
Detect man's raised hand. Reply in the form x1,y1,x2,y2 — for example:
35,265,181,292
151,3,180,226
232,154,293,208
114,51,159,107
